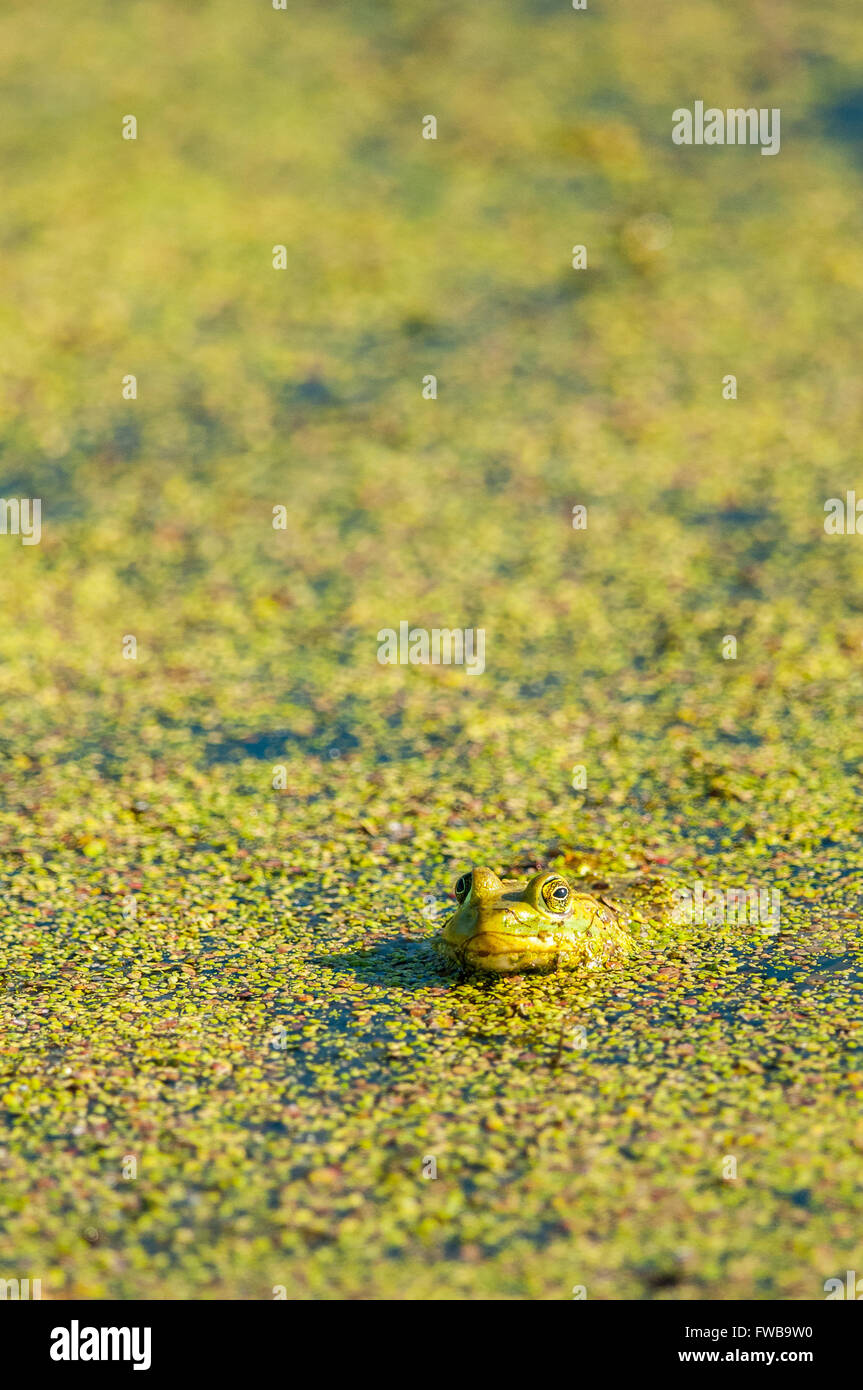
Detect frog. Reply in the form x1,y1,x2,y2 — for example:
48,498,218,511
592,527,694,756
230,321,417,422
434,866,632,975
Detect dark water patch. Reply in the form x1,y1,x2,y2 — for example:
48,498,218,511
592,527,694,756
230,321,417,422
822,88,863,150
312,939,451,994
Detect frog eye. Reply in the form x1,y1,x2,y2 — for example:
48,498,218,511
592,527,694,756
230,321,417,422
454,873,472,903
542,879,571,913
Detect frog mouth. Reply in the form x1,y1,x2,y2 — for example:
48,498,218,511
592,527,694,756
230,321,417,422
462,927,561,972
436,902,571,974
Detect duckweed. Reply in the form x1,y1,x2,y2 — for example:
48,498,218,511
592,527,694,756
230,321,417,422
1,0,862,1300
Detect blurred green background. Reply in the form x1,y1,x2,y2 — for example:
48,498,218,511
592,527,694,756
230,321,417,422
1,0,862,1299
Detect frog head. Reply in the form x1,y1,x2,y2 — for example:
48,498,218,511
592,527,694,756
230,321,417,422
435,866,630,975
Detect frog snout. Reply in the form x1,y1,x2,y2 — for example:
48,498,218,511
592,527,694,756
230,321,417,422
487,902,547,934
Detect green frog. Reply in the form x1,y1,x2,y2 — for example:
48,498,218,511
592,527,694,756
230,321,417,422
435,866,632,975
